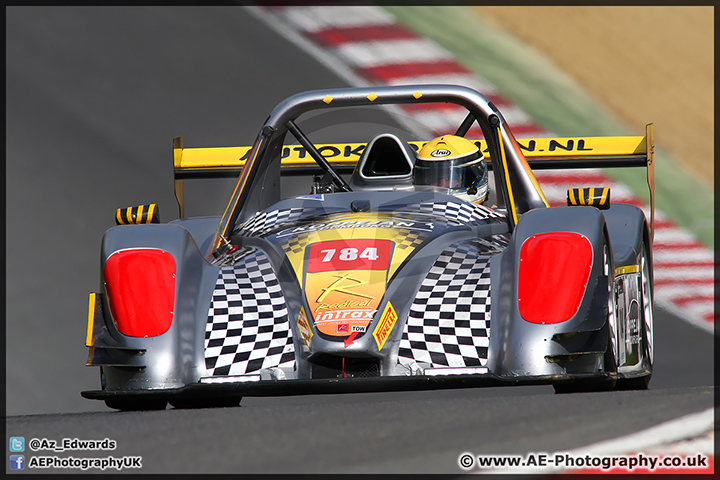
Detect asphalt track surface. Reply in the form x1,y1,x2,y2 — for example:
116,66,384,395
6,7,715,474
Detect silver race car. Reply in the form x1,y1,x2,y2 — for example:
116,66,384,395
83,85,654,410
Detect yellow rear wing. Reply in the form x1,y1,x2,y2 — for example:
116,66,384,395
173,124,654,234
173,133,650,177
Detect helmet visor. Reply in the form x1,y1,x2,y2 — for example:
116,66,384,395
414,154,486,193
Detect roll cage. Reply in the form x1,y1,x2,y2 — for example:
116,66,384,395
210,85,549,257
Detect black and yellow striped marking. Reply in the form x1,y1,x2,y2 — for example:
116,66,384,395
567,187,611,210
115,204,160,225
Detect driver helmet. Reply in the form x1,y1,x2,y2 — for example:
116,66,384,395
414,135,488,204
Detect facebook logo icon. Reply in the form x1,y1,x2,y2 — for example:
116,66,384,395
9,455,25,470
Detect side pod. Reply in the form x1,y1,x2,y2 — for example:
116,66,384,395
93,223,220,392
488,206,612,378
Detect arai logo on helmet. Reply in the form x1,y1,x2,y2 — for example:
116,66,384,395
431,148,451,157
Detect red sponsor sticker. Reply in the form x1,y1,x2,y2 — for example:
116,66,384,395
307,239,392,273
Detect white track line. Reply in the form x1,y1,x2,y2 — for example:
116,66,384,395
654,267,714,282
654,227,706,245
335,38,453,68
658,284,714,297
276,5,396,32
385,74,499,94
245,6,369,89
572,407,714,456
246,6,430,139
654,248,714,264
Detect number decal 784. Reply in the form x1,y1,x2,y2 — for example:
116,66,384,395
306,239,393,272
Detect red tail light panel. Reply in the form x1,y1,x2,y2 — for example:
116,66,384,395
104,248,176,337
518,232,593,324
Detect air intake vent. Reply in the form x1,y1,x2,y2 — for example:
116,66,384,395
311,355,380,379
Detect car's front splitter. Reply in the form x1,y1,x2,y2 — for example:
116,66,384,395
82,372,615,402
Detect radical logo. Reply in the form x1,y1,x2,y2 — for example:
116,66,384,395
316,273,374,303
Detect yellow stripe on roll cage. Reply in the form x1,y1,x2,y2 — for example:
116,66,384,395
496,127,518,226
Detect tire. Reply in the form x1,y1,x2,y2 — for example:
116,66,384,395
169,397,242,409
615,240,653,390
104,398,167,411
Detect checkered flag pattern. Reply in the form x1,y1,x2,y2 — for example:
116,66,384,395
212,245,256,268
398,242,492,368
238,207,320,237
205,249,295,376
280,232,311,256
406,202,503,224
393,230,426,251
466,234,511,256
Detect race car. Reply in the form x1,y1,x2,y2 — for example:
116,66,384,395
82,85,655,410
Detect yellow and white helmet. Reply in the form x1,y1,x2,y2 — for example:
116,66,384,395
413,135,488,204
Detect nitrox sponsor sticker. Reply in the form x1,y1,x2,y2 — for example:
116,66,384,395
305,239,392,337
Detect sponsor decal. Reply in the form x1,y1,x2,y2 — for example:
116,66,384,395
181,136,643,172
431,148,451,157
277,219,433,238
316,273,374,302
305,239,391,337
316,308,376,321
335,323,368,334
307,238,392,273
266,138,598,162
336,322,367,335
615,265,639,276
278,216,429,286
296,307,313,348
374,301,398,350
296,194,325,201
628,299,641,345
308,271,383,337
315,299,374,312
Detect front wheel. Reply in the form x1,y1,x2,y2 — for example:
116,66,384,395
104,398,168,411
615,240,653,390
169,397,242,409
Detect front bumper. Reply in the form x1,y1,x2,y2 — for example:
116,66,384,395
81,371,615,402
